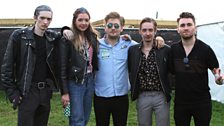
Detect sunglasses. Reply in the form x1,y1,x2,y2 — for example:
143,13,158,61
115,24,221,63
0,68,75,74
106,23,120,29
183,57,190,69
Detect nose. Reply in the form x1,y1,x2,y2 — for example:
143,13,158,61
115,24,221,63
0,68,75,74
145,30,151,35
43,19,49,24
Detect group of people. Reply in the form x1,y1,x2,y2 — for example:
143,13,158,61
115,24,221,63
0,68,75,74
1,4,224,126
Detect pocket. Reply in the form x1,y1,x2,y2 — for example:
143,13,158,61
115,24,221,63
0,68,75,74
115,48,128,60
71,66,82,81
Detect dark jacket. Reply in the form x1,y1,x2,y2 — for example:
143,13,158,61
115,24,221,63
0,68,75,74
1,27,61,102
128,42,171,102
59,34,99,95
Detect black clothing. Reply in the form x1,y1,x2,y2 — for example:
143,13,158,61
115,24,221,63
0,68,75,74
1,27,60,126
32,33,48,82
174,101,212,126
169,39,219,104
18,85,52,126
94,94,129,126
138,48,163,91
1,27,60,101
59,35,99,95
128,42,171,102
170,39,219,126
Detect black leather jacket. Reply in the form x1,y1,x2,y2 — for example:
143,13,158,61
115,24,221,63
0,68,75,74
59,35,98,95
128,42,171,102
1,27,60,102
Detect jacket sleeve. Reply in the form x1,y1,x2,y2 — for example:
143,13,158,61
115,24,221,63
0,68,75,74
167,45,175,74
60,26,71,36
1,30,21,102
58,37,69,95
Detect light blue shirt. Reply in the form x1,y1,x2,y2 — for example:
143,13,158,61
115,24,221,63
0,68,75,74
95,37,137,97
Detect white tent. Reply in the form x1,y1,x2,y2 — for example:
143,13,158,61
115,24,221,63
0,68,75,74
197,21,224,104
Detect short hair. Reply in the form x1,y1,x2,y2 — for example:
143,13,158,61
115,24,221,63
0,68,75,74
34,5,52,17
120,16,125,27
104,12,121,24
139,17,157,30
177,12,195,24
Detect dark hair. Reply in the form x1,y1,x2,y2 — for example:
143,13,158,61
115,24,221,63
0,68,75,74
139,17,157,30
177,12,195,24
34,5,52,17
104,12,122,24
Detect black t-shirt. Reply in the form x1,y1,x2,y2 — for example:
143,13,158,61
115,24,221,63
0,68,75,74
32,33,48,82
170,39,219,104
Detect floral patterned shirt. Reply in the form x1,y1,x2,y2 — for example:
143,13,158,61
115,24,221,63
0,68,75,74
138,48,162,91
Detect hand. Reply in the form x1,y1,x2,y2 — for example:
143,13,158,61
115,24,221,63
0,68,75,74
213,68,221,74
155,36,165,49
12,96,22,110
61,93,70,108
63,30,74,41
213,68,223,85
216,74,224,85
121,34,131,41
221,74,224,83
222,74,224,83
215,75,223,85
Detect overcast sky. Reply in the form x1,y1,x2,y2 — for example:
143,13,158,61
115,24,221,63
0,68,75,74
0,0,223,27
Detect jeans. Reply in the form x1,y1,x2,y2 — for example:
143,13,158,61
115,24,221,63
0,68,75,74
137,91,170,126
68,73,94,126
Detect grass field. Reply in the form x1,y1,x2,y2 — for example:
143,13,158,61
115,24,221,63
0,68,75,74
0,91,224,126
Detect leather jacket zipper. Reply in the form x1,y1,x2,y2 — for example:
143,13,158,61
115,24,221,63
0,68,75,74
23,41,32,95
81,60,87,84
46,46,58,87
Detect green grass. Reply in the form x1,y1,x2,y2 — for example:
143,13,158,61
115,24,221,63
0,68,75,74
0,91,224,126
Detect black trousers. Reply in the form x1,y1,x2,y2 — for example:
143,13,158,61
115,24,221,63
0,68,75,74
18,85,52,126
93,94,129,126
174,101,212,126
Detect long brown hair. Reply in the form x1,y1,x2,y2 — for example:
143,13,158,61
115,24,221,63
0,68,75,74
71,7,99,53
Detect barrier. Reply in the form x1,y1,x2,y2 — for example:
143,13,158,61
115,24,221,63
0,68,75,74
0,27,180,90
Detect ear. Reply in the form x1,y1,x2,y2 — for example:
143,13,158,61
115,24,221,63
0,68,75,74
33,15,37,20
176,28,180,34
103,20,107,28
120,26,124,32
154,29,157,35
195,27,197,34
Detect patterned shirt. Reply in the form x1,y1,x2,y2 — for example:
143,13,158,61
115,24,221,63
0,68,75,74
138,48,162,91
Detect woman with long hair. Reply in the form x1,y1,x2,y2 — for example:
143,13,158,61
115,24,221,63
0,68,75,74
59,7,99,126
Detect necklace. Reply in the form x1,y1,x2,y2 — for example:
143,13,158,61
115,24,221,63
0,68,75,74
83,39,90,61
